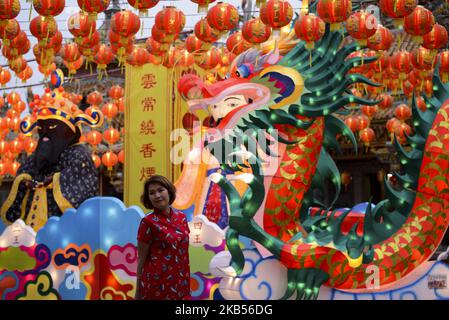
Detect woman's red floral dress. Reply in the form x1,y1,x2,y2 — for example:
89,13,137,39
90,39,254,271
137,208,191,300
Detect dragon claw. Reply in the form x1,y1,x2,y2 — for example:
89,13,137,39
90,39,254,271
282,268,329,300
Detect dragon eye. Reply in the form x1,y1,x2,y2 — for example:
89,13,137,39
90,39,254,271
49,124,58,129
235,65,251,78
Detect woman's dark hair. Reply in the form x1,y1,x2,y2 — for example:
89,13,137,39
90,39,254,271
141,175,177,210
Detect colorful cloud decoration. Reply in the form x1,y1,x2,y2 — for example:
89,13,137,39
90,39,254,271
0,197,447,300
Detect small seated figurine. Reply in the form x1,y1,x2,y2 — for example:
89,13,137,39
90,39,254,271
1,81,103,231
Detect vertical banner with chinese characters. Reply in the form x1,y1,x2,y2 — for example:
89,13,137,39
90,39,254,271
124,65,171,209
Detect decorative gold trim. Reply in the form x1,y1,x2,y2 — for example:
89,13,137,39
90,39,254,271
26,187,48,232
37,115,76,132
1,173,32,225
52,172,74,214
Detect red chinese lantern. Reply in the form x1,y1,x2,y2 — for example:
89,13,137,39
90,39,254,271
68,11,96,43
182,112,200,132
344,116,360,132
357,114,370,130
361,105,378,118
10,138,22,153
30,16,58,46
394,122,412,144
378,94,394,110
64,56,84,76
127,46,150,67
33,0,65,17
317,0,352,31
149,53,163,65
379,0,417,27
179,49,195,67
439,50,449,83
87,130,103,146
18,65,33,84
341,171,352,190
226,32,252,55
80,45,100,63
185,34,211,54
8,57,27,74
118,150,124,164
386,117,401,133
391,50,413,79
0,140,9,154
102,151,118,170
190,0,216,13
423,24,448,52
103,127,120,145
6,91,22,105
87,91,103,105
421,78,433,97
145,37,166,56
394,104,412,121
94,44,115,76
23,138,37,155
402,80,414,98
346,11,378,46
33,44,54,66
111,10,141,38
162,47,177,68
411,46,436,72
359,127,376,146
195,47,221,70
155,6,185,35
0,97,4,108
242,18,272,45
294,13,325,50
101,102,119,119
9,161,20,176
373,52,390,76
404,6,435,44
60,43,81,64
0,18,20,46
108,85,124,101
92,153,101,168
0,69,11,87
151,27,178,51
415,96,427,112
77,0,111,21
0,117,11,132
260,0,293,31
207,2,239,32
0,0,20,26
0,160,8,176
117,98,125,113
76,30,100,49
10,31,28,55
2,45,18,60
367,25,393,51
195,18,221,43
127,0,159,16
40,30,63,55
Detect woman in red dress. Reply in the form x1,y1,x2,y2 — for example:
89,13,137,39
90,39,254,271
135,175,191,300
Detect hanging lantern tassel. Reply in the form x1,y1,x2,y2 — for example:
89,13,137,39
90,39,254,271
301,0,309,16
